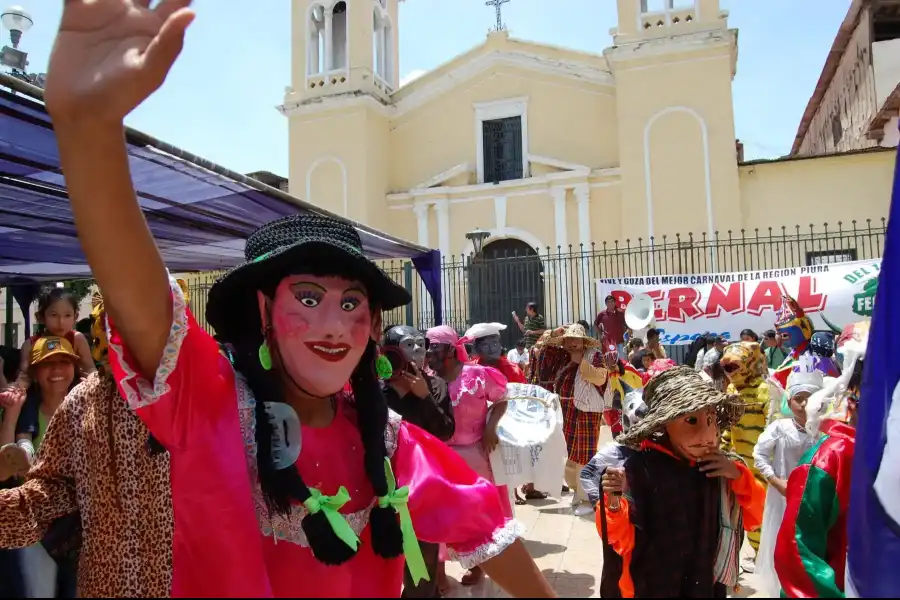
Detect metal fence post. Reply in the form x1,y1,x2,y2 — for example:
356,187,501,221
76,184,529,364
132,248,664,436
403,262,413,327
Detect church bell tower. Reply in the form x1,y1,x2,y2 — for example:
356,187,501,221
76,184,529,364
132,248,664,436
607,0,741,248
282,0,400,229
286,0,400,105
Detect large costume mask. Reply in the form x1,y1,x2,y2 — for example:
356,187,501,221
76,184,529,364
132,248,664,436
618,366,744,460
721,341,766,389
383,325,427,372
464,322,507,363
775,295,814,349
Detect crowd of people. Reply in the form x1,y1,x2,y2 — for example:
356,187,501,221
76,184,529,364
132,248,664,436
0,2,881,597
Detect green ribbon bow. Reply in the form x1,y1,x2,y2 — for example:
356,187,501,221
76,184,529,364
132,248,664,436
378,458,430,585
303,487,360,551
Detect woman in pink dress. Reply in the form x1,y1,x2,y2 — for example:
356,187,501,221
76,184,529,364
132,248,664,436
424,326,513,588
42,2,556,598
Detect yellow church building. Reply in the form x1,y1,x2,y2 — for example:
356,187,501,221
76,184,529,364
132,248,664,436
279,0,894,332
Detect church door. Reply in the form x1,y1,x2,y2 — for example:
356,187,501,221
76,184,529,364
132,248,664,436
468,238,545,351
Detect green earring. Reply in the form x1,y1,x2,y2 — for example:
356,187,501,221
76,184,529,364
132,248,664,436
375,354,393,380
258,341,273,371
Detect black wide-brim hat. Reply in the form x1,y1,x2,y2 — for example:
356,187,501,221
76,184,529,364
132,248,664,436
207,214,412,342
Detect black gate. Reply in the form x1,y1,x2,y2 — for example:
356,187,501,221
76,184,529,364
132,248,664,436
467,239,544,351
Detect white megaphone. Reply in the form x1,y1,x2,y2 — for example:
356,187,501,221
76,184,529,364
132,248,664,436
625,293,657,331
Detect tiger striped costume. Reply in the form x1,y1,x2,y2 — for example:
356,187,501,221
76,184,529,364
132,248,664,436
720,341,770,553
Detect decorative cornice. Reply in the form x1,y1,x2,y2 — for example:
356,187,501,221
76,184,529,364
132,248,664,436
604,28,737,71
392,49,615,117
278,91,394,119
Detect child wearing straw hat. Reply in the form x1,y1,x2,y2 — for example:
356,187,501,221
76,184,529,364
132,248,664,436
601,367,765,597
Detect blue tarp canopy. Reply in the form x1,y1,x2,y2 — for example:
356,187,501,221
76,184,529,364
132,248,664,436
0,74,442,324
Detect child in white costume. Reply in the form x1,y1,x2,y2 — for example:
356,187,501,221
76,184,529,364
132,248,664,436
752,357,820,596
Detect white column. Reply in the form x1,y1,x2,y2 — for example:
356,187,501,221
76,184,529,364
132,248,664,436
435,198,451,324
551,187,568,251
550,187,571,325
494,196,507,230
413,200,433,326
377,25,387,79
324,9,334,72
308,25,319,74
413,200,430,247
574,183,594,323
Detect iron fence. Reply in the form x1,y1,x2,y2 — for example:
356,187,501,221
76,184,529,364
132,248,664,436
181,219,886,357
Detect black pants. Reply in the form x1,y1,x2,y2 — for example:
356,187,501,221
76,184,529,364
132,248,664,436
402,540,440,598
55,556,78,598
0,549,25,598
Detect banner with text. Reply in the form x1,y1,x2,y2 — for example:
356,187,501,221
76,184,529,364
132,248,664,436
596,259,880,345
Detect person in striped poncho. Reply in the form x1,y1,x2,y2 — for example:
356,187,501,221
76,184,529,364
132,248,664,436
719,341,771,569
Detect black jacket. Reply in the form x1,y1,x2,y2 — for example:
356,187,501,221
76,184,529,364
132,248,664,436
382,373,455,441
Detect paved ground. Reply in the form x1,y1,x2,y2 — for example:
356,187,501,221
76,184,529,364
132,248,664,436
444,428,767,598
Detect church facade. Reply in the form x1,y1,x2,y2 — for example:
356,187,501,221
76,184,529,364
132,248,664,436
279,0,894,330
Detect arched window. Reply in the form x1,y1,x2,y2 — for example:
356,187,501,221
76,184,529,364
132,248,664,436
372,6,393,87
307,4,325,75
332,1,348,70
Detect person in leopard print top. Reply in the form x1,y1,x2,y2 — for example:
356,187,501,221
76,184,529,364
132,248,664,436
0,300,174,597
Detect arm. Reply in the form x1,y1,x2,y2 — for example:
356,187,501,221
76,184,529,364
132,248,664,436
0,400,78,548
14,339,31,388
579,350,608,387
752,422,779,481
106,288,233,451
396,424,554,597
429,376,456,442
0,404,20,447
774,461,844,598
729,458,766,532
45,1,194,381
481,539,555,597
72,332,97,374
580,444,625,507
56,125,171,381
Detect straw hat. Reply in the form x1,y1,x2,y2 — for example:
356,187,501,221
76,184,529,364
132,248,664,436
618,366,745,449
547,323,601,348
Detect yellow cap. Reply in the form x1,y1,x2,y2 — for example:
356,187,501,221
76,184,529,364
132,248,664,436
31,336,79,366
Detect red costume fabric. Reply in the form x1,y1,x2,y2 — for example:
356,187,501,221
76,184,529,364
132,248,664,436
774,420,855,598
472,356,525,384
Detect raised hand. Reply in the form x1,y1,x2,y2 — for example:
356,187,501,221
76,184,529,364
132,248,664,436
0,386,26,411
44,0,195,125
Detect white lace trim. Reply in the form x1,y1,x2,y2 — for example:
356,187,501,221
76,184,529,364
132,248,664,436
109,275,189,410
235,376,403,546
447,518,526,569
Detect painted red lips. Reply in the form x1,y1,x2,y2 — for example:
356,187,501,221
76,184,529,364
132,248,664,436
305,341,351,362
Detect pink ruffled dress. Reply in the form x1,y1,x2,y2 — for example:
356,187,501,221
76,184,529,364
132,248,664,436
107,280,522,598
441,364,513,561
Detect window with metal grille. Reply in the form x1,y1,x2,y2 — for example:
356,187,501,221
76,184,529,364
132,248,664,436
482,116,523,184
806,249,857,266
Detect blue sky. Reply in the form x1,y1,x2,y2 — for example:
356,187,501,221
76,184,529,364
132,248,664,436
17,0,850,176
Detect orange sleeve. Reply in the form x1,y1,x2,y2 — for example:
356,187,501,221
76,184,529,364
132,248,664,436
597,495,635,598
730,459,766,532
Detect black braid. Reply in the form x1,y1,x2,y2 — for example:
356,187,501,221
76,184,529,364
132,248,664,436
231,328,357,565
351,339,403,558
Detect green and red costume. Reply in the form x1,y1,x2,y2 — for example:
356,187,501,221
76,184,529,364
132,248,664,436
774,420,855,598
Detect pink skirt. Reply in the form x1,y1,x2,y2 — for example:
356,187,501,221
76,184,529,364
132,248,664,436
439,443,513,562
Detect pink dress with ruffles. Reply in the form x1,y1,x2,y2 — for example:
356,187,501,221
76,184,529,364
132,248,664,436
107,280,521,598
441,364,513,562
